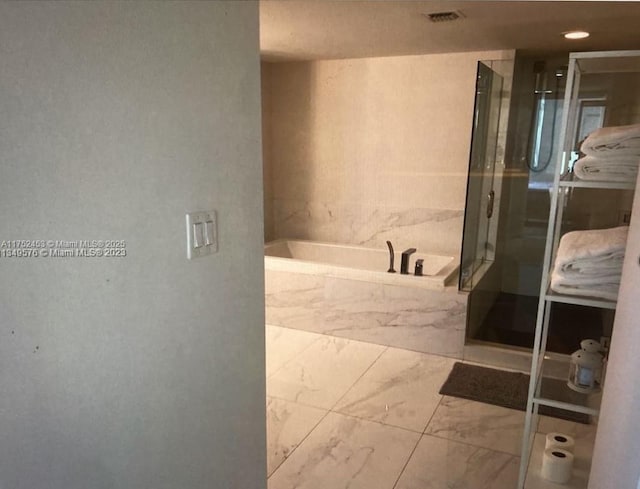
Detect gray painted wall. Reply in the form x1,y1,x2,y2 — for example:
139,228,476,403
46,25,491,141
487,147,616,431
0,2,265,488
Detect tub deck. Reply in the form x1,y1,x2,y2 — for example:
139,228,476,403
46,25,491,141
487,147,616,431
265,239,459,289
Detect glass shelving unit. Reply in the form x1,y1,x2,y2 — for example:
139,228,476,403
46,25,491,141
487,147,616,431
518,50,640,489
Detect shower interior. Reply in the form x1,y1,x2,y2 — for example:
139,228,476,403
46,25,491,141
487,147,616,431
462,53,622,356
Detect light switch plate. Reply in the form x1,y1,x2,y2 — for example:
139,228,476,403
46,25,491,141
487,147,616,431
186,210,217,259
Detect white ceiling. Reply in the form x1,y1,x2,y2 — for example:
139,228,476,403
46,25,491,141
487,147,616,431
260,1,640,61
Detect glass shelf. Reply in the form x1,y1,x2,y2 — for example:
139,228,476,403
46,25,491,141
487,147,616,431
532,357,602,417
558,176,636,190
545,288,618,310
532,395,599,417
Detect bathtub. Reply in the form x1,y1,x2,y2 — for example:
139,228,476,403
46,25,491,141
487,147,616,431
264,239,458,289
264,239,468,358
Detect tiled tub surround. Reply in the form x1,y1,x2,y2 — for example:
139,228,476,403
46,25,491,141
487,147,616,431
265,240,467,358
272,199,465,258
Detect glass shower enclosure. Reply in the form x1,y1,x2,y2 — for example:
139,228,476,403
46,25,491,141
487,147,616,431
460,60,506,291
460,54,606,357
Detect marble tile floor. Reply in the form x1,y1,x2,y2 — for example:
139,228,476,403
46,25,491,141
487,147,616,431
265,324,597,489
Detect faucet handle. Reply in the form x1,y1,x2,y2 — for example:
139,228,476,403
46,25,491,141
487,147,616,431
400,248,417,275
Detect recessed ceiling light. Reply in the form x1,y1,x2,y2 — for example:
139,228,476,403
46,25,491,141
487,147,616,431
564,31,590,40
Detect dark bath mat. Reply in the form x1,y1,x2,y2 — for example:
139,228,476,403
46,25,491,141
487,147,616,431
439,362,590,424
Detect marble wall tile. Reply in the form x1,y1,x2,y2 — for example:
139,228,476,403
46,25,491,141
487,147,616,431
323,276,383,302
264,270,467,358
267,412,420,489
267,336,385,409
323,301,466,358
264,53,516,251
264,270,325,332
394,434,519,489
374,173,468,211
334,348,455,432
273,199,464,257
424,396,525,456
265,325,323,378
266,397,327,477
322,278,466,357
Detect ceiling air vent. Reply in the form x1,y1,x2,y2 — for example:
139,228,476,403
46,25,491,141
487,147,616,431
425,11,464,23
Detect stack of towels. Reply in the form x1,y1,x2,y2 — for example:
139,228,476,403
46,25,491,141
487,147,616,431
551,226,628,301
574,123,640,182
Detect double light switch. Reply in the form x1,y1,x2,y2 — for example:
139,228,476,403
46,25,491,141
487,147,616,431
186,210,217,259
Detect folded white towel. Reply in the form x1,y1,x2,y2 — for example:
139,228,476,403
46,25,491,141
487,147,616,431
552,266,622,286
581,123,640,157
550,226,628,301
555,226,628,269
574,155,639,182
549,275,621,301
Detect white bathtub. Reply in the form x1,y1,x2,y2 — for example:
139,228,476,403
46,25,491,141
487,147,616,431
264,239,458,289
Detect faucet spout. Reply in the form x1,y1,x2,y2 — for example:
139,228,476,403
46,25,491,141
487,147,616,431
400,248,417,275
386,241,396,273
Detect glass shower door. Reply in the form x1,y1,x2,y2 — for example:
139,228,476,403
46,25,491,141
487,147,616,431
460,61,504,290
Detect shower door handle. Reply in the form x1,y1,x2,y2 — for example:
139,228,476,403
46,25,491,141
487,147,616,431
486,190,495,219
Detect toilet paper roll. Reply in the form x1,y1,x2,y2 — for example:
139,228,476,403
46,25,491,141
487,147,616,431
541,448,574,484
545,432,575,452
